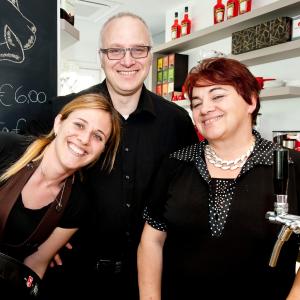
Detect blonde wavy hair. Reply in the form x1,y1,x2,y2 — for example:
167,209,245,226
0,93,121,182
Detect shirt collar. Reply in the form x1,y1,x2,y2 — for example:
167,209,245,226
102,80,156,118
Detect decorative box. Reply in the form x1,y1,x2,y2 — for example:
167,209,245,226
256,21,270,50
269,17,292,46
232,29,245,54
242,26,257,53
232,16,292,55
232,26,256,54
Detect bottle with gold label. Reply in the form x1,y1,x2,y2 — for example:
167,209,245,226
214,0,225,24
181,6,192,36
171,12,181,40
238,0,252,15
227,0,238,19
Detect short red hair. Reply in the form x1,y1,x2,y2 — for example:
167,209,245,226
184,57,261,125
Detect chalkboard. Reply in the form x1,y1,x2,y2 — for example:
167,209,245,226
0,0,57,134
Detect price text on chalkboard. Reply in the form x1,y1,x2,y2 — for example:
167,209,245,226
0,0,57,133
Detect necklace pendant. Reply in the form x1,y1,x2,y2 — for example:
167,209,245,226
56,203,63,212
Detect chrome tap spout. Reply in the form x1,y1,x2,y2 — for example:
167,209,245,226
268,225,293,267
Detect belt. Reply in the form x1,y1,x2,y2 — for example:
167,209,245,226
0,251,41,297
95,259,123,274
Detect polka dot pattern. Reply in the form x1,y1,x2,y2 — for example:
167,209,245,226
144,130,285,235
209,178,234,237
144,207,167,232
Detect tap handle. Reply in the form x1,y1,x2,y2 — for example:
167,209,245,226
273,148,289,195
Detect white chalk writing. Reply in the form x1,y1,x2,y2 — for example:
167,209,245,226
0,118,27,133
0,83,47,106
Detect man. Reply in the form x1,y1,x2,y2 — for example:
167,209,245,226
42,12,198,300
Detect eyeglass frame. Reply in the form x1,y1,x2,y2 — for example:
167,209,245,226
99,46,152,60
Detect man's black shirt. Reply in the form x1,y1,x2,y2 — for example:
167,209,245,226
39,80,198,299
44,80,198,260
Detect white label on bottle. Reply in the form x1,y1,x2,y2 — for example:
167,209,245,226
182,24,187,36
240,1,246,13
216,11,224,22
227,6,233,18
171,29,177,40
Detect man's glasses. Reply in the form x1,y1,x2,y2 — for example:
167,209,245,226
99,46,152,60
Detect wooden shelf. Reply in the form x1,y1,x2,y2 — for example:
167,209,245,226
60,19,80,50
150,0,300,92
153,0,300,55
260,86,300,100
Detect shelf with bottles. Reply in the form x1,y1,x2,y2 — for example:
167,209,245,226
150,0,300,93
60,19,80,50
153,0,300,54
170,7,192,41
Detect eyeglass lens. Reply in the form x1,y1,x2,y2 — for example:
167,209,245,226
106,47,150,59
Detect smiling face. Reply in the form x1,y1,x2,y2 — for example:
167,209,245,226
53,108,112,172
191,84,256,143
100,16,152,97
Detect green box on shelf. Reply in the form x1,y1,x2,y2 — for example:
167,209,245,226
162,68,168,83
157,71,163,84
167,53,188,93
168,66,174,83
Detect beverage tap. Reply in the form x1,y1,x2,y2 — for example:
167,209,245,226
266,148,300,267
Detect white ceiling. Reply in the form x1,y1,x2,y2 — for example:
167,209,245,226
74,0,184,37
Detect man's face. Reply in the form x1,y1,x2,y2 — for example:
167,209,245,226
100,16,152,97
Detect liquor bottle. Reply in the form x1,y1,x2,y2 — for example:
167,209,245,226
214,0,225,24
226,0,238,20
171,12,181,40
181,6,192,36
238,0,252,15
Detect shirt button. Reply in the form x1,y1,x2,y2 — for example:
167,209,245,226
126,203,131,208
125,175,130,180
124,147,129,152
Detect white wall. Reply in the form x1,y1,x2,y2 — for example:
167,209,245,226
60,0,300,141
164,0,300,140
60,18,103,95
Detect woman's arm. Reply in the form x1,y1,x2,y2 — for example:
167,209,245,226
23,227,77,278
287,268,300,300
137,222,167,300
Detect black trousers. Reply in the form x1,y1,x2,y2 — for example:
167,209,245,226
40,256,139,300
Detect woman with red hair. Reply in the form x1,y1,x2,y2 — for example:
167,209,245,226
138,57,300,300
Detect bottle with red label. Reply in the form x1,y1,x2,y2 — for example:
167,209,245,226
214,0,225,24
238,0,252,15
227,0,238,19
181,6,192,36
171,12,181,40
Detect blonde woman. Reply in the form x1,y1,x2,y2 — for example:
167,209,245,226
0,93,120,298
